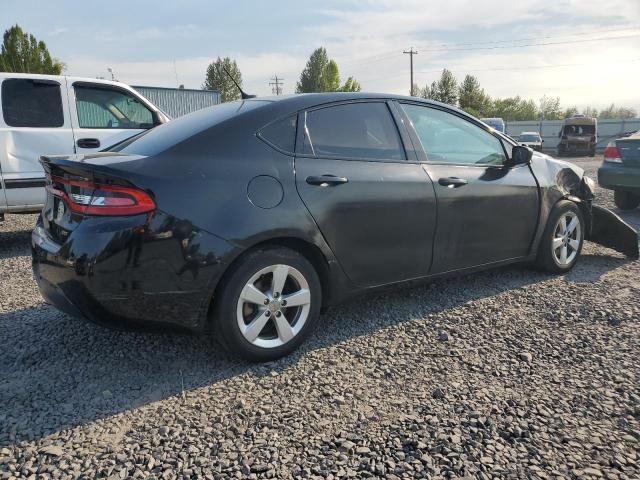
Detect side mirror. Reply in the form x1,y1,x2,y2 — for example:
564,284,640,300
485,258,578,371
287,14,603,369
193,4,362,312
511,145,533,166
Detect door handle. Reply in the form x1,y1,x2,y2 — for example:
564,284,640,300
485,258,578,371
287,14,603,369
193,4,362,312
306,175,349,186
76,138,101,149
438,177,468,188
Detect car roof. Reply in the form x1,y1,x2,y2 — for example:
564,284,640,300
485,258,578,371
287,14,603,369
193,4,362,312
247,92,470,116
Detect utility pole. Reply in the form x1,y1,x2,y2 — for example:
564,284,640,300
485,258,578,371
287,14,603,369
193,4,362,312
403,48,418,96
269,75,284,95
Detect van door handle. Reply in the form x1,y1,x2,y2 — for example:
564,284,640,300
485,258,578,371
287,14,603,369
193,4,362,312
76,138,101,149
438,177,468,188
306,175,349,186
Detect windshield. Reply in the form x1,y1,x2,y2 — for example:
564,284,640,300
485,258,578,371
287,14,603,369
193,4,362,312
519,134,541,142
563,125,595,136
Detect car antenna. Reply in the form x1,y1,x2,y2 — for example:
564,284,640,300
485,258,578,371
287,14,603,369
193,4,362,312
222,66,255,100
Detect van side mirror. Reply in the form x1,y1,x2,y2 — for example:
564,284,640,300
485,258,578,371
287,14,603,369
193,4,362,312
511,145,533,166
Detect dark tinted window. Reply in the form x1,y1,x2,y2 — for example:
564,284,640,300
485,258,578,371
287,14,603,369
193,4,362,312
303,102,405,160
259,115,297,153
2,79,64,128
120,100,271,156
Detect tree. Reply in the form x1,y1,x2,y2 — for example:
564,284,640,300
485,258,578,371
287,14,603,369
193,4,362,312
598,103,637,119
339,77,361,92
562,106,579,119
203,57,243,102
296,47,361,93
297,47,329,93
458,75,490,117
539,95,562,120
322,60,341,92
0,24,64,74
582,106,599,118
431,69,458,105
489,96,538,121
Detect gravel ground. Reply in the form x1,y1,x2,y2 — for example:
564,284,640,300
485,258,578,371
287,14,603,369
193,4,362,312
1,155,638,479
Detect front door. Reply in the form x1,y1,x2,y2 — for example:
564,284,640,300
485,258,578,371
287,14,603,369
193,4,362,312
0,76,75,210
68,82,156,153
295,101,437,287
399,102,539,273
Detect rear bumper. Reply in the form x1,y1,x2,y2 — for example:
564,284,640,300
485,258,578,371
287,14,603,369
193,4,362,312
31,212,235,332
598,162,640,193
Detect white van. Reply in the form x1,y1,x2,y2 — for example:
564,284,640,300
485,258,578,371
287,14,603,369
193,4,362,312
0,73,169,217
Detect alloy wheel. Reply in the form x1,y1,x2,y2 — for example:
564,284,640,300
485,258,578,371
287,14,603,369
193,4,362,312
236,264,311,349
552,211,581,266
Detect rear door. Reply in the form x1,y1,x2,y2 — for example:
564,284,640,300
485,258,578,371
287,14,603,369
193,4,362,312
399,102,539,273
0,76,74,210
68,82,157,153
295,100,437,287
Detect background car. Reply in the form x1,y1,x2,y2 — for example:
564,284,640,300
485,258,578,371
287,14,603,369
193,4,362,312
598,131,640,210
518,131,543,151
31,93,638,361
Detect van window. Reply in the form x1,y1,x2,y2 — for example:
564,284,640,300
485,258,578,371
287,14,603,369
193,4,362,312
1,79,64,128
74,85,154,129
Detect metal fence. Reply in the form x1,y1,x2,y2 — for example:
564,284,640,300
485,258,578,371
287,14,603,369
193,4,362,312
133,86,220,118
505,118,640,153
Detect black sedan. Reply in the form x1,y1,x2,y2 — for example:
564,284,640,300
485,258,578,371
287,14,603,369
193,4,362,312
32,93,638,361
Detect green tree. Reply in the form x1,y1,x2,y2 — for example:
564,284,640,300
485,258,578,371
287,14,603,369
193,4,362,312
339,77,361,92
0,24,64,74
322,60,341,92
431,69,458,105
419,81,437,100
296,47,361,93
458,75,490,117
203,57,243,103
598,103,637,119
562,106,579,119
582,106,599,118
297,47,329,93
539,95,562,120
489,96,538,121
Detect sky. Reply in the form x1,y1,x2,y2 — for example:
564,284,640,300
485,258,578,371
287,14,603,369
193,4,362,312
3,0,640,111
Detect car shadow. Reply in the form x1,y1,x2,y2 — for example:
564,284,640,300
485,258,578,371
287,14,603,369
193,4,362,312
0,245,634,447
0,228,33,259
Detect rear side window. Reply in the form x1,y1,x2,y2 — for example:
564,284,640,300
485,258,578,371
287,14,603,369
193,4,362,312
258,115,297,153
74,85,154,129
303,102,405,160
1,79,64,128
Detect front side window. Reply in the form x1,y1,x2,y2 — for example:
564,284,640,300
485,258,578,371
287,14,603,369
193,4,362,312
402,104,506,166
303,102,405,160
74,85,154,129
1,79,64,128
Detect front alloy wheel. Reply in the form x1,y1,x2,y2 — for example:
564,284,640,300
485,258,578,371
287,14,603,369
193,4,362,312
551,211,581,267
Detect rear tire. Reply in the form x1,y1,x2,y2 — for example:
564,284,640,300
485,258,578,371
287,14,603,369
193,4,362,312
212,247,321,362
535,200,584,273
614,190,640,210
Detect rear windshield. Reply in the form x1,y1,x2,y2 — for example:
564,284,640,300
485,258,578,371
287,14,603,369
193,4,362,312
114,100,270,156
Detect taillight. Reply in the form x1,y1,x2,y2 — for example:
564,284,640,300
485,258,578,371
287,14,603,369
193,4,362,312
47,176,155,216
603,142,622,164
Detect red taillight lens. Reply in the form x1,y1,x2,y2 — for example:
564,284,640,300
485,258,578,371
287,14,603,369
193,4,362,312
603,142,622,164
47,176,155,216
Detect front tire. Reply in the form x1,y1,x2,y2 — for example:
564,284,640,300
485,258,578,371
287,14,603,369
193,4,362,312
212,247,321,362
535,200,584,273
614,190,640,210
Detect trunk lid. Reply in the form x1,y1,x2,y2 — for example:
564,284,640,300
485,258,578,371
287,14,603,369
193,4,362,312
616,133,640,167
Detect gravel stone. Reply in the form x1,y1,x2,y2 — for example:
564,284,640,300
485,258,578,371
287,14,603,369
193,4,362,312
0,156,638,478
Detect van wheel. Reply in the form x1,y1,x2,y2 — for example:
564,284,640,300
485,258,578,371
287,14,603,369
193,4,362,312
535,200,584,273
614,191,640,210
212,247,321,362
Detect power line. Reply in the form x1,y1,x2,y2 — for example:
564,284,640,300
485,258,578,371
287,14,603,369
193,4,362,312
269,75,284,95
338,25,640,69
403,47,418,95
